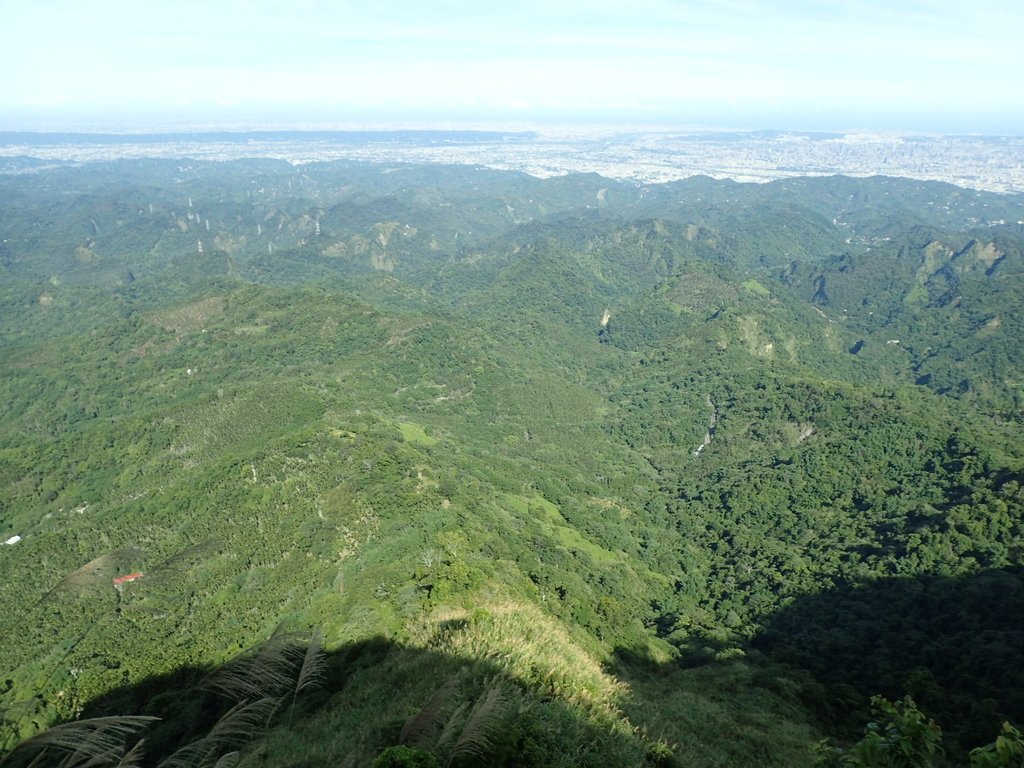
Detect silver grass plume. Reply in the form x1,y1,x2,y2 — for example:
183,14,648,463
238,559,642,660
288,629,326,724
146,541,219,588
399,676,460,749
200,632,296,704
115,736,148,768
39,548,144,604
156,699,277,768
0,716,157,768
439,683,508,767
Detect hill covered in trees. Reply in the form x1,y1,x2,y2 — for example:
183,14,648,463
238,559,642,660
1,159,1022,767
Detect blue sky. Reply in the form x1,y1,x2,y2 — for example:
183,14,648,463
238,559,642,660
1,0,1022,132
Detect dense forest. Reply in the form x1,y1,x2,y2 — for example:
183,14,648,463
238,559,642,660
0,158,1022,767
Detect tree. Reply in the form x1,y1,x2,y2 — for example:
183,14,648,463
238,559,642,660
818,696,943,768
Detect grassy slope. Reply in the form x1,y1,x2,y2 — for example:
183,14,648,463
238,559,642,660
0,279,823,766
1,163,1022,766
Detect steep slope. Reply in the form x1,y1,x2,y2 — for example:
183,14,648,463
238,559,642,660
780,227,1024,414
1,161,1022,766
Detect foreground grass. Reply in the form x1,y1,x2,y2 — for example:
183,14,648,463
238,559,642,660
245,598,820,767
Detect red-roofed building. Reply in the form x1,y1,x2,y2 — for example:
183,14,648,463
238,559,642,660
113,571,143,587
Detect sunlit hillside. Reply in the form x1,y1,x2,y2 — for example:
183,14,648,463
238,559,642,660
1,160,1022,767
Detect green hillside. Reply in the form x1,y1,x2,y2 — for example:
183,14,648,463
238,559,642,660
1,161,1022,767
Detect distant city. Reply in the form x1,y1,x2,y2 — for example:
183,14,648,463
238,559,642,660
2,128,1023,194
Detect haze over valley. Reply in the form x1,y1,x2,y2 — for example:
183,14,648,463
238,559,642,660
4,128,1024,195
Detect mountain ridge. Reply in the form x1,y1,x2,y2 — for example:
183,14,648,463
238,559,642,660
1,160,1022,766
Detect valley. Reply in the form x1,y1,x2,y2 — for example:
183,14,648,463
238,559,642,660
0,157,1022,767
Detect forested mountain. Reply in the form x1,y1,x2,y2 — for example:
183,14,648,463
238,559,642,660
1,159,1022,767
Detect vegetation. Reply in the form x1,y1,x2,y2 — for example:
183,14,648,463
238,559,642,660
0,159,1022,765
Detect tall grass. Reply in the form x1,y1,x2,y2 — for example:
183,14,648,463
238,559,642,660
0,716,157,768
157,699,278,768
2,631,327,768
437,682,508,767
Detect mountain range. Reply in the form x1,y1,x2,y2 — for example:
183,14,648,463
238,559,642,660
1,158,1022,767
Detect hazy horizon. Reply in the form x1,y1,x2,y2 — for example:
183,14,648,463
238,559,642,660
2,118,1022,139
2,1,1023,136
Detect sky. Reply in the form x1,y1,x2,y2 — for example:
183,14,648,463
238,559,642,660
1,0,1023,133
